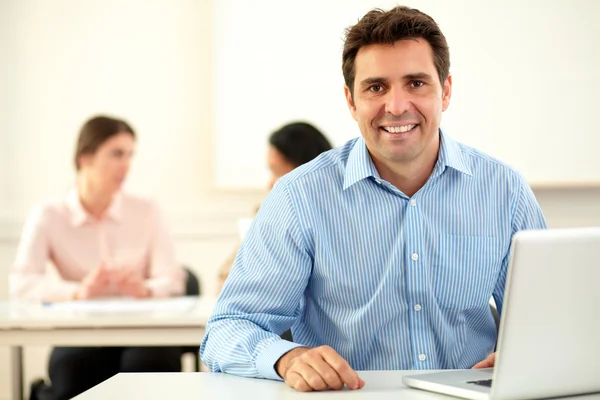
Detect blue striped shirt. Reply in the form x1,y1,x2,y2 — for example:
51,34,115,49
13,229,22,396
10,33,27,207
200,132,547,380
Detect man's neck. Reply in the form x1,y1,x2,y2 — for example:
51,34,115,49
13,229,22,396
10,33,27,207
372,138,440,198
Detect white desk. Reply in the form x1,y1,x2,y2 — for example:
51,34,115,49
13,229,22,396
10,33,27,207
0,296,215,400
73,371,600,400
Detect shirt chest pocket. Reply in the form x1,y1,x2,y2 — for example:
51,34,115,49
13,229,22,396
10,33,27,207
431,235,505,309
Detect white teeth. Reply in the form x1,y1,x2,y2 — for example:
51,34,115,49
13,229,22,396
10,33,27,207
384,124,416,133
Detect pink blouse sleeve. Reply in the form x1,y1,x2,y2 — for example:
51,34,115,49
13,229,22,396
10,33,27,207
144,203,186,297
10,206,79,301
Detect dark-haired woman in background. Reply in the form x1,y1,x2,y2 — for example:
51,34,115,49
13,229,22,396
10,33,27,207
266,122,333,190
217,121,332,293
10,115,186,400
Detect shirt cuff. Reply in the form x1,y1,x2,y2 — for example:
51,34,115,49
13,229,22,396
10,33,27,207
255,339,306,381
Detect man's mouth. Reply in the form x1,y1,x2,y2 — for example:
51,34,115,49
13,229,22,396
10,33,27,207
380,124,418,134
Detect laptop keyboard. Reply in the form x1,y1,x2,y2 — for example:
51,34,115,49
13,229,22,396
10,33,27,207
466,379,493,388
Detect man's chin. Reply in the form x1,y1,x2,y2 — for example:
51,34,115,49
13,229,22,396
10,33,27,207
384,145,417,162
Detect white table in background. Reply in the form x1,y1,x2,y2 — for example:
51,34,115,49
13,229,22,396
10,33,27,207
0,296,215,400
73,370,600,400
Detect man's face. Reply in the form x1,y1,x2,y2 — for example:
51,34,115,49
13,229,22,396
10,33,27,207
344,39,451,167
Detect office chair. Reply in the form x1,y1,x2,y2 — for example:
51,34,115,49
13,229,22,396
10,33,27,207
490,303,500,334
181,266,202,371
491,302,500,351
281,329,293,342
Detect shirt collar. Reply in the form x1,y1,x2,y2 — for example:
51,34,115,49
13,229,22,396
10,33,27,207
343,137,381,190
435,129,473,177
65,189,123,226
343,129,472,191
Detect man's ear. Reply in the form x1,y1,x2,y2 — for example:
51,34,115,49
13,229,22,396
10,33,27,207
442,74,452,112
78,154,92,169
344,85,358,121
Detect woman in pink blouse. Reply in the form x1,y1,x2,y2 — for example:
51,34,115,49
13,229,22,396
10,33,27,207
11,115,187,400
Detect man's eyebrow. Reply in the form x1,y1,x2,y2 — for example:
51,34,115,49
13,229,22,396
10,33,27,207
359,77,389,86
359,73,434,86
403,72,433,80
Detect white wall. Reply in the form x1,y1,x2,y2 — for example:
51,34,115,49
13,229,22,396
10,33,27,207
213,0,600,189
0,0,15,221
5,0,213,220
1,1,600,399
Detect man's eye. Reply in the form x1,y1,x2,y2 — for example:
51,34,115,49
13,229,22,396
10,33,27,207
369,84,384,92
411,81,425,88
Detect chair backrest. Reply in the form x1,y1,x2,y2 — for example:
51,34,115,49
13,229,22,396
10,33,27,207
490,303,500,334
181,266,202,370
182,266,201,296
490,303,500,351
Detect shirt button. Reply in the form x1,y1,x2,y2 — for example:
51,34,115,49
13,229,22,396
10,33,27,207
419,354,427,361
410,199,417,207
374,179,382,185
411,253,419,261
414,304,422,312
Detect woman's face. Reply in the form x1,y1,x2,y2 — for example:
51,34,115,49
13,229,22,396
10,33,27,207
79,132,135,194
267,145,296,190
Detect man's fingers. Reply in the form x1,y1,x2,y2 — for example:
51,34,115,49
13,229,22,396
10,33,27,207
302,351,344,390
286,371,314,392
473,352,496,369
319,346,360,390
292,363,328,391
314,362,344,390
282,346,363,392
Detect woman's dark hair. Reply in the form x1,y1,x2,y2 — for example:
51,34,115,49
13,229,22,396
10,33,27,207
268,122,332,167
74,115,135,170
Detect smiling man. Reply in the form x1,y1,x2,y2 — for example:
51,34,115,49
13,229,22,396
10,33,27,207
201,6,547,392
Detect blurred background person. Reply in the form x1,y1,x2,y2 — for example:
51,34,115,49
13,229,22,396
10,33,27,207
217,122,333,294
266,122,334,190
10,115,187,400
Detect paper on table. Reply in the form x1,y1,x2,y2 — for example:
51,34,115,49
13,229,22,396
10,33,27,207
43,297,197,314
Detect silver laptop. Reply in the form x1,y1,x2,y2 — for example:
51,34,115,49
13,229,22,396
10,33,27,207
403,227,600,400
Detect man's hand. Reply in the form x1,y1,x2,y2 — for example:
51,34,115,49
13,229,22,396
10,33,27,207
276,346,365,392
473,352,496,369
73,264,111,299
